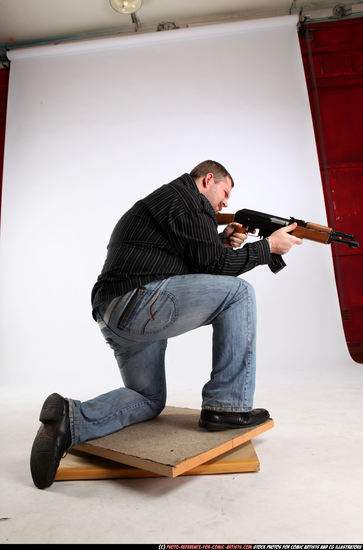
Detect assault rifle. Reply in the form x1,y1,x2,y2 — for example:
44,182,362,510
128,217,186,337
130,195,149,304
216,209,359,248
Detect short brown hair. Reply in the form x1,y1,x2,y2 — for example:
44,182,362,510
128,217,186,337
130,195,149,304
190,160,234,187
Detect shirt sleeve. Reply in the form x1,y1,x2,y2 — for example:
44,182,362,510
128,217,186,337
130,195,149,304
167,210,278,276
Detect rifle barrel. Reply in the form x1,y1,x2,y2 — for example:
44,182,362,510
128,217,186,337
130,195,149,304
329,231,359,248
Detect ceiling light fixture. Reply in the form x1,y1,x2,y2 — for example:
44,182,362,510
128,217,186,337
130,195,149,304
109,0,142,15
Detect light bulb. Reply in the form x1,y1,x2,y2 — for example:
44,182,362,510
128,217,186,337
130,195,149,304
109,0,142,14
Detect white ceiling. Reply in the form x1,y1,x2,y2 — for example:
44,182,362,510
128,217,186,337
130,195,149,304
0,0,361,49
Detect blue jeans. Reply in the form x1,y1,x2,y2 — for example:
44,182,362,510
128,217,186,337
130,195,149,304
69,274,257,445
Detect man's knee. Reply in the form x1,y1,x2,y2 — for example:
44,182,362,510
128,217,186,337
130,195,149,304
230,277,256,303
147,395,166,419
153,402,165,418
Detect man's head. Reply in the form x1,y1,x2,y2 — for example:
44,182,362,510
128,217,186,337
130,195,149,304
190,160,234,214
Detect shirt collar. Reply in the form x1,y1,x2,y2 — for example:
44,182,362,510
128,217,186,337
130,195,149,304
179,172,217,223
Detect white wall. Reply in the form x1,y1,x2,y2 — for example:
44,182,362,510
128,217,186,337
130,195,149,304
1,16,353,402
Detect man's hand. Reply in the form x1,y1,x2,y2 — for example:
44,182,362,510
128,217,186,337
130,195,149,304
221,222,247,249
268,222,303,254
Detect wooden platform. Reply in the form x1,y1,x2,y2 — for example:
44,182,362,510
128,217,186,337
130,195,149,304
56,440,260,480
68,406,273,478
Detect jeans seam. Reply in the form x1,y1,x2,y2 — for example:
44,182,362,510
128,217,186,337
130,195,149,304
67,398,76,446
80,398,149,427
242,290,254,409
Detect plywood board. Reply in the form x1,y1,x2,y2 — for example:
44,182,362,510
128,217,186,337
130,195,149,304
55,440,259,481
73,406,273,478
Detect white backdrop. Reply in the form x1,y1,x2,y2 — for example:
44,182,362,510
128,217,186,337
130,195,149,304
1,16,353,402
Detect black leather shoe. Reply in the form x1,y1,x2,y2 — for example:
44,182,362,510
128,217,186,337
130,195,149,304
199,408,270,431
30,393,72,489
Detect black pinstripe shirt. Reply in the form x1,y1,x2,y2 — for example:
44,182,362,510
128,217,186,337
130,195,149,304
91,173,281,315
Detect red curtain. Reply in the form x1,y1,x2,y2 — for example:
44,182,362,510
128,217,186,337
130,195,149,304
299,18,363,363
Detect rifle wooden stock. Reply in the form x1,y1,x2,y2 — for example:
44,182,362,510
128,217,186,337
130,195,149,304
216,213,236,225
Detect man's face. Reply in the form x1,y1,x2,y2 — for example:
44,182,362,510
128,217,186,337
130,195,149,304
203,175,233,213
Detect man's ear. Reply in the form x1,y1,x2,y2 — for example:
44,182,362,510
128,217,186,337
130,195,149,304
202,172,214,189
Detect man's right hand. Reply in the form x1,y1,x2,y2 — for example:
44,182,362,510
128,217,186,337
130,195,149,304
268,222,303,255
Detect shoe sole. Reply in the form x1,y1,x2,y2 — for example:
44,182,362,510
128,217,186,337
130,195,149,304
30,393,68,489
199,415,270,432
39,393,65,423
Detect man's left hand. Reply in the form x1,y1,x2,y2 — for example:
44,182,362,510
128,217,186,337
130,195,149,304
221,222,247,249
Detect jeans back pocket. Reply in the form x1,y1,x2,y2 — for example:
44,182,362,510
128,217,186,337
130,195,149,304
119,289,177,336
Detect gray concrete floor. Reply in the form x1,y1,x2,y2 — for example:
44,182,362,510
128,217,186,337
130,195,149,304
1,373,363,544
